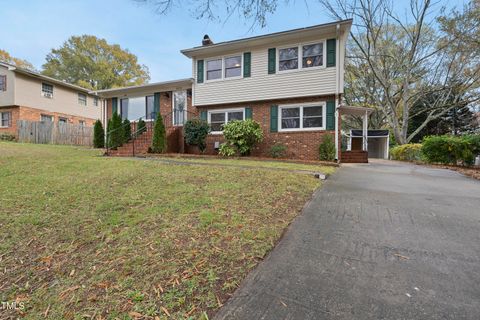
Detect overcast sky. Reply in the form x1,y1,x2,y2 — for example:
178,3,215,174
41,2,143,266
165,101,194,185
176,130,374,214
0,0,466,83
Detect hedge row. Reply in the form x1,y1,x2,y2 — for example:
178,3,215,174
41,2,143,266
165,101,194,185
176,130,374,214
390,135,480,166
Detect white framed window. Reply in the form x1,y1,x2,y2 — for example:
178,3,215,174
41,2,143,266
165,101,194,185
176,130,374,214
277,41,326,73
0,75,6,91
93,97,99,107
41,114,53,122
78,93,87,106
279,102,326,131
208,108,245,133
42,83,53,98
278,46,299,71
0,111,11,127
206,58,222,81
173,90,187,126
224,55,242,78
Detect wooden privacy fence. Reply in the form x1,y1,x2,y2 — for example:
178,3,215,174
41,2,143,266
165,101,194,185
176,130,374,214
17,120,94,146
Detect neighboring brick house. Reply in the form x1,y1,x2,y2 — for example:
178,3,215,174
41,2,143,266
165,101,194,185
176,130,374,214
97,19,367,161
0,62,100,137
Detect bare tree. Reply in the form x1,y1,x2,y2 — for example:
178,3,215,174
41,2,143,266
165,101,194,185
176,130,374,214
319,0,480,144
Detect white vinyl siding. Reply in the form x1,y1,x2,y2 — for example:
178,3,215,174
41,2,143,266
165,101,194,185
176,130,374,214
193,42,338,106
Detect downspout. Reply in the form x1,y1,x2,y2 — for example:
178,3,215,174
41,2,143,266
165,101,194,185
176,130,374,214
334,23,341,161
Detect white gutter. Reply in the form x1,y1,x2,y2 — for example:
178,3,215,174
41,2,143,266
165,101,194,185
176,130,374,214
334,23,341,161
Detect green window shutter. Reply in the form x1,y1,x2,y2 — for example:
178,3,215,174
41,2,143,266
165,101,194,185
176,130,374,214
153,92,160,119
245,107,252,119
243,52,251,77
270,105,278,132
326,39,336,67
197,60,204,83
268,48,276,74
326,100,335,130
112,97,118,115
200,110,207,121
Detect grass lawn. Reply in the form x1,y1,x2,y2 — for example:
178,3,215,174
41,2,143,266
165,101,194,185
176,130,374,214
0,142,327,319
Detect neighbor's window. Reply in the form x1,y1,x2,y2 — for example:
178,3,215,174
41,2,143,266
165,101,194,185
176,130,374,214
0,111,11,127
0,75,6,91
173,90,187,126
78,93,87,106
206,59,222,80
209,109,244,132
59,117,68,124
279,47,298,71
302,43,323,68
42,83,53,98
145,95,155,120
41,114,53,122
79,120,85,127
224,56,242,78
93,97,99,107
280,104,324,130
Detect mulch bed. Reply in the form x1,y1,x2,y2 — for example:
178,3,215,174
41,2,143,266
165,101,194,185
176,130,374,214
150,153,340,167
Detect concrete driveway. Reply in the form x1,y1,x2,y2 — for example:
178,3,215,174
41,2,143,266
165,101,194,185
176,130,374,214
215,160,480,319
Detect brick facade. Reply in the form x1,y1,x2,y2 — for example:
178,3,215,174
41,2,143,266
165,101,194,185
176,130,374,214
0,105,96,137
197,95,336,160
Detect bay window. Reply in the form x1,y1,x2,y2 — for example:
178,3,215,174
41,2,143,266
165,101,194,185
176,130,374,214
279,103,325,131
208,108,245,133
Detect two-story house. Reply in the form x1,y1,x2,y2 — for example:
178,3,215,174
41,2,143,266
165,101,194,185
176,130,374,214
0,62,100,137
97,19,353,160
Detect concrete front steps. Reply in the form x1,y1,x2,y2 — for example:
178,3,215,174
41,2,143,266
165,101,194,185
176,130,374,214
106,130,153,157
341,151,368,163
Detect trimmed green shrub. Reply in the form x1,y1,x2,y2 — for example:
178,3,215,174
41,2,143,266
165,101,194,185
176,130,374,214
150,114,166,153
137,119,146,136
122,119,132,143
422,135,474,165
220,119,263,156
0,133,16,141
93,119,105,148
184,118,210,152
318,134,335,161
269,143,288,158
107,113,123,149
390,143,422,161
219,143,236,157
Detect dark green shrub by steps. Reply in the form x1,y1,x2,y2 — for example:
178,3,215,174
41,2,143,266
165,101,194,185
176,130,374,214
107,112,123,149
93,119,104,148
184,118,210,152
318,135,335,161
137,119,146,136
122,119,132,143
150,114,166,153
390,144,422,161
269,143,288,158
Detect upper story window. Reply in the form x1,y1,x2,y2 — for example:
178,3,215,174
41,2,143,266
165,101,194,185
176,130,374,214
78,93,87,106
93,97,99,107
224,56,242,78
278,41,325,72
0,111,11,127
42,83,53,98
279,47,299,71
279,102,325,131
302,43,323,68
0,75,6,91
208,108,245,133
206,59,222,80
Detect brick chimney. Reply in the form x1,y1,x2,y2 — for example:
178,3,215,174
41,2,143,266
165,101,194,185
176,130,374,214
202,34,213,46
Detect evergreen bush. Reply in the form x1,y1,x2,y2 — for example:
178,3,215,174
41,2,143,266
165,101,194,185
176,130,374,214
122,119,131,143
184,119,210,152
219,119,263,156
318,135,336,161
150,114,167,153
390,143,422,161
93,119,105,148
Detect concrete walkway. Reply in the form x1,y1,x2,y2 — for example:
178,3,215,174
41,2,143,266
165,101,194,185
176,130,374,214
214,160,480,319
